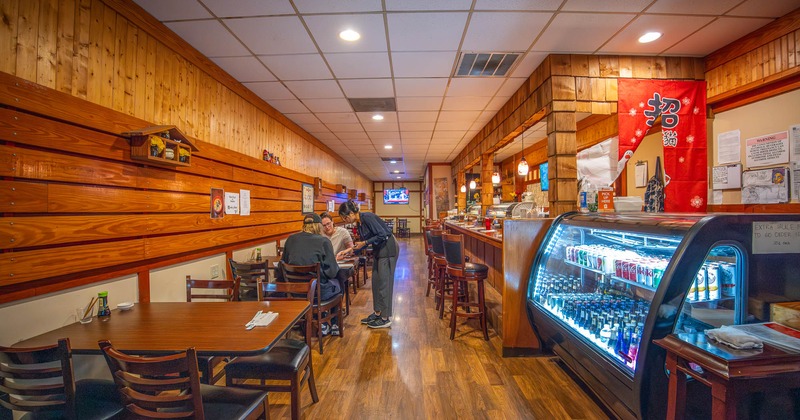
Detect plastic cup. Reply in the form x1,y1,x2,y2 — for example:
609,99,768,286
76,308,93,324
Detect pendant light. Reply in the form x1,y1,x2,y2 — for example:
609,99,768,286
460,184,466,193
491,172,501,184
517,134,529,176
469,179,477,189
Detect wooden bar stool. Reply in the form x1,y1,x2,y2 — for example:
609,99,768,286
429,229,450,319
442,233,489,341
423,225,437,297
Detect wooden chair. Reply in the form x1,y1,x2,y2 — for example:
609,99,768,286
186,275,240,385
429,229,452,319
229,259,269,301
443,233,490,341
0,338,123,420
396,218,411,238
423,225,437,297
225,275,320,420
99,340,268,420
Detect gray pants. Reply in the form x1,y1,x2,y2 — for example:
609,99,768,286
372,237,398,317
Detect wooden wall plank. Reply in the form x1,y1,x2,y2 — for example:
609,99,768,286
71,0,90,98
0,0,20,74
0,181,48,213
15,0,39,81
36,0,58,88
55,0,75,93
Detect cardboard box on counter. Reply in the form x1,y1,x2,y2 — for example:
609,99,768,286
749,293,794,321
771,301,800,330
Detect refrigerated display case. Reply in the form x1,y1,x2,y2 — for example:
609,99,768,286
526,212,800,419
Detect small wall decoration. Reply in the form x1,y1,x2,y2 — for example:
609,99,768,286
301,183,314,213
262,149,282,166
210,188,224,219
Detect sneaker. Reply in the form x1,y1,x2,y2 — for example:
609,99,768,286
361,313,380,324
321,323,330,336
331,324,340,336
367,318,391,329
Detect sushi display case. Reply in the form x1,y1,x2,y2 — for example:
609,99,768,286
526,212,800,419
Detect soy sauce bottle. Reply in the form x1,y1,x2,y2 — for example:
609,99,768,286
97,291,111,320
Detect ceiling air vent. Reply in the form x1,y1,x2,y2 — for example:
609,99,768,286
455,52,520,77
381,157,403,162
348,97,397,112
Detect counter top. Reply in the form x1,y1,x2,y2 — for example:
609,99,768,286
445,221,503,245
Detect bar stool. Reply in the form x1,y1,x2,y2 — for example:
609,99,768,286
442,233,489,341
422,225,437,297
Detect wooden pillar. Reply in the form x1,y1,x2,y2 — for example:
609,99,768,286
457,171,466,213
547,98,578,215
481,153,494,216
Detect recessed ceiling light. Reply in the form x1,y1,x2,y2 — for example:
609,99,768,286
393,170,400,173
339,29,360,42
638,32,662,43
390,160,397,164
396,176,401,179
384,145,393,149
372,114,384,121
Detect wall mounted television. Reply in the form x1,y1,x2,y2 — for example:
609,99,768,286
383,188,409,205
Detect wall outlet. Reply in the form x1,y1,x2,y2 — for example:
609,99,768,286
210,264,220,279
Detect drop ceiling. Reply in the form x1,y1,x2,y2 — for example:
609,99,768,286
133,0,797,181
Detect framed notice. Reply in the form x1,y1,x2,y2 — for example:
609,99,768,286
712,164,742,190
301,183,314,213
741,167,789,204
745,131,789,168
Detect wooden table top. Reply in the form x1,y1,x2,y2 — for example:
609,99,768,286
14,301,310,356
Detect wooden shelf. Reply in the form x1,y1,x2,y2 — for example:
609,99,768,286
123,125,198,167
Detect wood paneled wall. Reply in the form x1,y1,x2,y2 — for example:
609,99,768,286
0,0,371,192
0,72,363,304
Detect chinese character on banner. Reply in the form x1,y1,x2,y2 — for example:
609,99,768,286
618,79,707,212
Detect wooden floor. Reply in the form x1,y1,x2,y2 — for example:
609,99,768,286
257,235,609,419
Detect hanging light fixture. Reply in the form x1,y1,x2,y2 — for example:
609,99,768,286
469,178,477,189
460,184,466,193
492,172,501,184
517,134,529,176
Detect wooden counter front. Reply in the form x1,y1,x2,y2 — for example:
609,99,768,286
444,222,503,289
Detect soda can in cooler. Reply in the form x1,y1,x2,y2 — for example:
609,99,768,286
627,261,637,281
707,263,720,300
636,262,645,284
645,265,654,288
719,262,737,297
615,259,623,277
696,266,708,301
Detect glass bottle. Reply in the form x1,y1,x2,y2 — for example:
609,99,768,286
256,248,262,262
97,291,110,320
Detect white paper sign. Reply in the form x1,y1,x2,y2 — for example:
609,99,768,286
711,164,742,190
790,124,800,161
746,131,789,167
240,189,250,216
717,129,741,165
752,221,800,254
225,192,240,215
793,162,800,202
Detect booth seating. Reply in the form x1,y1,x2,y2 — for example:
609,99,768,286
442,233,490,341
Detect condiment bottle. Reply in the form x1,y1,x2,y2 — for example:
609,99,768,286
256,248,262,262
97,291,111,320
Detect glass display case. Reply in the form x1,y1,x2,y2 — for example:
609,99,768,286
526,212,800,420
485,202,520,219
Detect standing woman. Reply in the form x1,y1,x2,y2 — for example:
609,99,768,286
339,201,398,329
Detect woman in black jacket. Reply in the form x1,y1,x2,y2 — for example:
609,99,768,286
339,201,398,329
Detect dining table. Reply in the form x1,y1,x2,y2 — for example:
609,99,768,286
14,301,310,357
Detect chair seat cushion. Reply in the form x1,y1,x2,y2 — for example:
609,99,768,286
200,384,267,420
224,339,309,378
464,262,489,274
20,379,124,420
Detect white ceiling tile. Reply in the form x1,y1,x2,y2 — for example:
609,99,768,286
388,12,468,51
339,79,395,97
533,12,634,53
401,138,434,145
386,0,472,11
447,78,505,97
398,111,439,123
317,113,359,124
400,122,436,131
475,0,562,10
599,15,714,55
495,78,526,97
341,131,369,140
326,123,365,132
203,0,295,17
367,131,401,139
311,132,338,141
294,0,382,13
326,53,392,78
303,14,388,53
648,0,742,15
244,81,295,100
441,96,491,111
301,123,330,132
561,0,651,13
396,97,444,111
211,56,276,82
258,54,332,80
285,80,344,99
285,113,321,124
432,131,466,140
133,0,211,21
438,110,482,123
435,121,471,130
267,99,309,113
727,0,800,18
357,112,399,123
509,52,548,78
486,96,510,111
401,132,434,140
392,52,458,77
224,16,317,55
462,12,552,51
362,121,400,132
165,20,249,57
394,78,449,97
665,17,773,56
303,98,353,112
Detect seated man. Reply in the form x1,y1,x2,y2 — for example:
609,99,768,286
320,212,354,259
277,213,342,303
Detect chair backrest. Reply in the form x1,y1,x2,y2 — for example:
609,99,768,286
228,259,269,285
429,229,445,256
99,340,205,419
0,338,77,419
398,218,408,228
442,233,466,269
185,275,240,302
423,229,433,256
258,262,319,303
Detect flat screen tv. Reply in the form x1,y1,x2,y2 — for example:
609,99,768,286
383,188,409,205
539,162,549,191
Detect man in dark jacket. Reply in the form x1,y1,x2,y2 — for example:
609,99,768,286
277,213,341,302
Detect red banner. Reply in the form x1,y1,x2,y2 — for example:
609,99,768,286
618,79,707,212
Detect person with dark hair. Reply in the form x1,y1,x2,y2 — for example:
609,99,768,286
338,201,398,329
278,213,342,335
